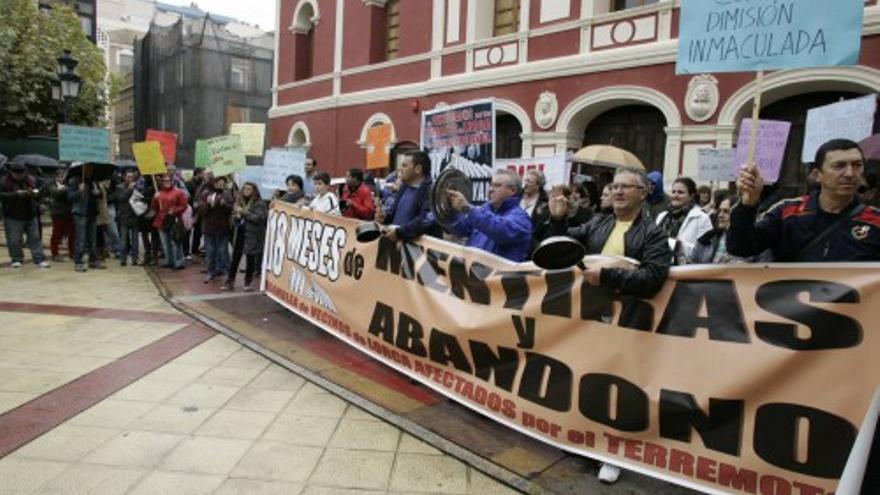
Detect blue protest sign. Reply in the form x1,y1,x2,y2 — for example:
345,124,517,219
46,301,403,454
676,0,864,74
262,148,306,192
58,125,111,163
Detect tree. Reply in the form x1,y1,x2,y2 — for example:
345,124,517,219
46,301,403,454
0,0,107,137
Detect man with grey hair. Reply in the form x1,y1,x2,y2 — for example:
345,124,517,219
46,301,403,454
444,169,532,262
548,167,670,297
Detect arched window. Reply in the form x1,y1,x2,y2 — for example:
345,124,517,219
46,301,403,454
583,105,667,173
291,0,319,80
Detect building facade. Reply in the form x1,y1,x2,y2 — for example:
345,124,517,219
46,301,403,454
133,16,274,168
39,0,98,42
268,0,880,193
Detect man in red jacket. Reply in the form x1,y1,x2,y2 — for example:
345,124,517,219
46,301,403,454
341,167,375,220
151,174,188,269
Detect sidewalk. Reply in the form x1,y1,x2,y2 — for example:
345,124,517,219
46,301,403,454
0,262,521,494
152,259,696,495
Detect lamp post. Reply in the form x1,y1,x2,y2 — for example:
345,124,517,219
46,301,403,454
52,49,82,125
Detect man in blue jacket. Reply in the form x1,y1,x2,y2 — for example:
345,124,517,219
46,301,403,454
729,138,880,262
444,169,532,262
375,151,440,242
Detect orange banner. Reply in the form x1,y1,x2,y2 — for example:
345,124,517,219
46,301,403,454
365,123,391,170
262,201,880,495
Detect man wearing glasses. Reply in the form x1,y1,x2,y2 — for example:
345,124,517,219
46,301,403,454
547,167,671,299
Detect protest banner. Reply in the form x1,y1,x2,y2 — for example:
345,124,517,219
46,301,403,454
234,166,275,199
421,99,495,203
802,94,878,163
194,139,210,169
366,123,392,170
145,129,178,165
263,201,880,495
131,141,167,176
58,125,111,163
205,135,246,177
697,148,736,182
494,155,570,188
733,119,791,183
263,148,306,192
229,123,267,157
676,0,864,75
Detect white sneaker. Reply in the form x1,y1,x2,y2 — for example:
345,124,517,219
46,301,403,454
598,463,621,484
37,261,51,268
11,262,22,268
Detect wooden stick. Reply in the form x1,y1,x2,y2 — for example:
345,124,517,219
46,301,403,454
746,70,765,167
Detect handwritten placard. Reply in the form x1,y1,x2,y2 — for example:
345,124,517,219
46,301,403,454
132,141,168,176
262,148,306,191
58,125,111,163
205,135,246,177
145,129,178,165
194,139,210,169
229,123,266,157
234,166,275,199
802,94,878,163
734,119,792,183
697,148,736,182
676,0,864,74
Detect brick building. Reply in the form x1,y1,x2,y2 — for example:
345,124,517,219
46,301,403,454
268,0,880,193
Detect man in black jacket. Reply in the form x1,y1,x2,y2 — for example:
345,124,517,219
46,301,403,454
729,139,880,262
548,167,670,298
0,163,50,268
375,151,440,242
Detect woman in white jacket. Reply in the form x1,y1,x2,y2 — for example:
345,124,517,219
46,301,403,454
655,177,713,263
308,172,341,216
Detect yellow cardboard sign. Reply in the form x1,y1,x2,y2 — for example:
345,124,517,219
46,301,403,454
229,123,266,157
132,141,168,176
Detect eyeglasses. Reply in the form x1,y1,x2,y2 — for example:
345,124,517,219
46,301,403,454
610,183,644,192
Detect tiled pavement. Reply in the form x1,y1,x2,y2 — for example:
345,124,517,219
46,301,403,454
0,262,521,494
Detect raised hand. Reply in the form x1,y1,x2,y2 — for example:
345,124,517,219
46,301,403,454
736,163,764,207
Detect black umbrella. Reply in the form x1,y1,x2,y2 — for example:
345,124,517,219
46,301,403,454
9,154,61,168
70,161,115,181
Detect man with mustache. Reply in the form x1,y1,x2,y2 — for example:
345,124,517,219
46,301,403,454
729,138,880,261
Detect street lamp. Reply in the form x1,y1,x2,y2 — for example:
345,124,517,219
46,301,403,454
53,49,82,124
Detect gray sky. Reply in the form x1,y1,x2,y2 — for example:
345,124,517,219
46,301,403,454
162,0,277,31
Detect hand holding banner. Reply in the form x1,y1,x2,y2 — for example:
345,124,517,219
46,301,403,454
132,141,167,176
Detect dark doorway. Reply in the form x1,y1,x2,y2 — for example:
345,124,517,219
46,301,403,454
758,92,878,198
496,113,523,159
583,105,667,172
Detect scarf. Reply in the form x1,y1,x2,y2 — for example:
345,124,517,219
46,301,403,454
660,203,692,237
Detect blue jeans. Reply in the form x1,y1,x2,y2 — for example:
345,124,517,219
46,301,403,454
4,217,45,264
204,233,230,278
73,215,97,265
120,224,139,261
101,216,122,258
158,227,184,268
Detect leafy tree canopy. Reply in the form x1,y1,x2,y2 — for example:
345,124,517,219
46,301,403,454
0,0,107,137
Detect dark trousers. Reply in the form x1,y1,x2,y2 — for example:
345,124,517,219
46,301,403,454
120,224,139,261
138,219,160,262
73,215,97,265
227,226,256,284
4,217,45,264
50,215,75,257
190,217,203,254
